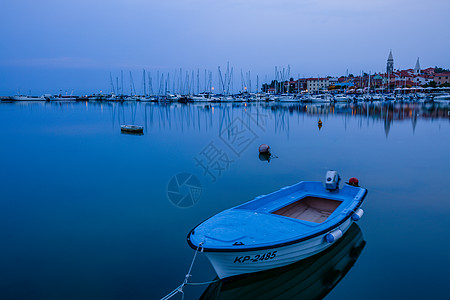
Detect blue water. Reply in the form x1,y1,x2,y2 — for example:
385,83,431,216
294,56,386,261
0,101,449,299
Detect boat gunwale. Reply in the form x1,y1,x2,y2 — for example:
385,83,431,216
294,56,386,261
186,188,368,253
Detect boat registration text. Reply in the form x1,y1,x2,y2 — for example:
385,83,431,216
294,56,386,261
233,251,277,263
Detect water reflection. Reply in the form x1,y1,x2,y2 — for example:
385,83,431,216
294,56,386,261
200,223,365,300
258,152,272,163
6,101,449,138
106,102,450,138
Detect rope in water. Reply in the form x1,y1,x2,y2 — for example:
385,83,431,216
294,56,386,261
186,279,220,286
161,242,218,300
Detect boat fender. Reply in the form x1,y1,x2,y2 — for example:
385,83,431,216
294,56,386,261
348,177,359,187
259,144,270,154
325,229,343,244
351,208,364,221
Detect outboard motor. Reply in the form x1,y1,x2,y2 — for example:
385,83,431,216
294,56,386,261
325,170,340,191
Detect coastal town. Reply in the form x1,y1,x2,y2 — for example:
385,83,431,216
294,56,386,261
2,51,449,103
263,51,450,94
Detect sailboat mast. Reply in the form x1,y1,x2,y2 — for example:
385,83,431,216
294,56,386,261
121,70,123,95
143,69,146,96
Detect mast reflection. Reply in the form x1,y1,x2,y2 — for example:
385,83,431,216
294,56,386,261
18,101,447,137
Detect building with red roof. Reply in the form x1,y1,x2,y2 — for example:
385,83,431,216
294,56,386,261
434,73,450,85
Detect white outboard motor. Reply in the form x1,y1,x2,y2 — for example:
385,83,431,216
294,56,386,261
325,170,341,191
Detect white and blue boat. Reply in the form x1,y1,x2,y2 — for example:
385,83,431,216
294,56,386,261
187,171,368,280
200,223,366,299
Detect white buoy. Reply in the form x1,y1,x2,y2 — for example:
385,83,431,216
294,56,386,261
325,229,343,243
351,208,364,221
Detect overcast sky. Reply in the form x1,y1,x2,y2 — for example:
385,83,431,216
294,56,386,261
1,0,449,95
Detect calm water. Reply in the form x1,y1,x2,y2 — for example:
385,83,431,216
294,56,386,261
0,101,449,300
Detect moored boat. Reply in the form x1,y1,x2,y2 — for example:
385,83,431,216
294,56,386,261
12,95,47,101
200,223,366,299
187,171,367,280
120,125,144,133
433,93,450,102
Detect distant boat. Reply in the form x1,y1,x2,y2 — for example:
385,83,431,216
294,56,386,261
433,94,450,102
200,223,366,299
277,95,299,102
305,94,333,103
53,95,77,101
120,125,144,134
334,95,351,102
12,95,46,101
187,171,367,280
191,94,213,102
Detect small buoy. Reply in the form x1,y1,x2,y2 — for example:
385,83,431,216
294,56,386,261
259,144,270,154
348,177,359,187
318,119,322,130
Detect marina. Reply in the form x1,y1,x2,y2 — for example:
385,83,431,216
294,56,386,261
2,88,450,104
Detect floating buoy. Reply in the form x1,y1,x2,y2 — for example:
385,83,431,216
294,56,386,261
259,144,270,154
318,119,322,130
348,177,359,187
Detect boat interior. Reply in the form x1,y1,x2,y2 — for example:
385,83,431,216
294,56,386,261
271,196,342,223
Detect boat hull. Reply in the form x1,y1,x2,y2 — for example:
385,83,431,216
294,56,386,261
205,217,353,279
120,125,144,133
200,223,365,299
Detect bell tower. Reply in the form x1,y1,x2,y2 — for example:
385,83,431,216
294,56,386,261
386,50,394,74
414,57,421,74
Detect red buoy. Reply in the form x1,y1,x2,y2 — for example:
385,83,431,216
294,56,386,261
348,177,359,187
259,144,270,154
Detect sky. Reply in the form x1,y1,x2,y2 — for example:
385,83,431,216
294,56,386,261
1,0,449,95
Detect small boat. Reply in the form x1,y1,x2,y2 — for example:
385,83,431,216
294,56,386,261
333,95,351,102
187,171,367,280
120,125,144,133
433,93,450,102
200,223,366,299
12,95,47,101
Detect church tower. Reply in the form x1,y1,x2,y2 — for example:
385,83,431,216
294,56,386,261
386,50,394,74
414,57,421,74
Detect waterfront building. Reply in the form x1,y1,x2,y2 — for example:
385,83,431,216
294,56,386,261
413,74,434,85
434,73,450,85
422,67,435,76
306,78,330,92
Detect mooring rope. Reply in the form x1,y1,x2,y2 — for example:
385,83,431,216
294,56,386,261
161,242,212,300
186,279,220,286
